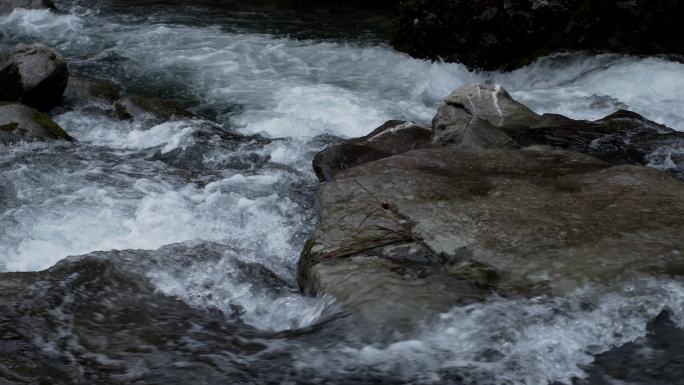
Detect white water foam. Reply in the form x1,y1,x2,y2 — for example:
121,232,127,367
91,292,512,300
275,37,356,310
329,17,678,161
0,146,304,272
490,54,684,130
3,9,684,144
145,244,337,331
54,112,200,152
0,9,86,51
298,279,684,384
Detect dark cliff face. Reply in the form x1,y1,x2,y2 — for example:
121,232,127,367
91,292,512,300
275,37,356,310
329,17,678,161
91,0,398,41
391,0,684,70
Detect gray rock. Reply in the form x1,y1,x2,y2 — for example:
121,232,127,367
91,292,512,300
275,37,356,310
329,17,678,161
431,84,537,147
300,83,684,332
62,76,121,105
0,43,68,111
0,0,54,15
434,84,684,179
509,110,684,180
0,102,74,145
299,145,684,330
115,94,194,122
437,84,542,128
307,255,491,334
52,76,122,115
313,120,432,181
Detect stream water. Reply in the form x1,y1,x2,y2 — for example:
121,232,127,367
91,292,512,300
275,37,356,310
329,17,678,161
1,1,684,384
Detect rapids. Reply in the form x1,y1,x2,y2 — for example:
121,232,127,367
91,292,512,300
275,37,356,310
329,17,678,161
1,1,684,384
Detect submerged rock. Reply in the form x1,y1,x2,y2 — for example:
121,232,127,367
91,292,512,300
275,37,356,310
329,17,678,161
148,127,271,171
312,120,431,181
60,76,121,107
0,102,73,145
392,0,684,70
0,0,54,15
0,43,68,111
51,76,123,116
115,94,194,122
580,311,684,385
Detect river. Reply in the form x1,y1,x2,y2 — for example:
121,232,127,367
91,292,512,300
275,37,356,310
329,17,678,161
1,1,684,384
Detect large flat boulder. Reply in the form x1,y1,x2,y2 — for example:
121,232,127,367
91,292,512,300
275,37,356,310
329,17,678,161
299,145,684,330
0,43,68,111
300,82,684,332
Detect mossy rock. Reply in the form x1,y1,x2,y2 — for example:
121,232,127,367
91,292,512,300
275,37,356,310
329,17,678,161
0,103,74,145
0,122,20,132
449,260,499,289
28,108,71,139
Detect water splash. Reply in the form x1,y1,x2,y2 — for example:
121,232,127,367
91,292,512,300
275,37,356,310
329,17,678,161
297,279,684,384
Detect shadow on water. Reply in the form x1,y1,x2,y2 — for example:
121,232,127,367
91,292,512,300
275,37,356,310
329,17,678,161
62,0,396,41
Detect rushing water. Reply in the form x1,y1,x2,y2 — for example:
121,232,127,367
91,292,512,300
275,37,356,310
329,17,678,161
1,1,684,384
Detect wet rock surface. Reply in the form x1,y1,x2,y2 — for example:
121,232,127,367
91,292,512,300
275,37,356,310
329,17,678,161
392,0,684,70
0,102,73,144
576,311,684,385
0,243,318,385
300,83,684,333
313,120,432,181
53,76,122,115
115,94,196,122
434,84,684,180
0,43,68,110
